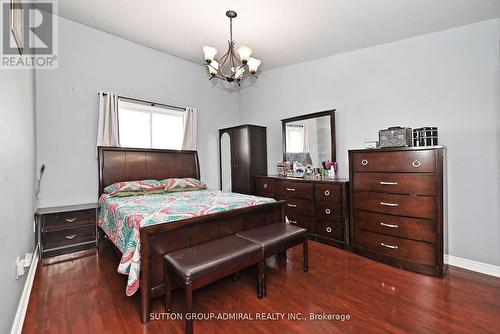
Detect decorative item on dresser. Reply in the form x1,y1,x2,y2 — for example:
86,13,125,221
349,146,447,277
219,125,267,195
255,176,349,250
36,203,98,258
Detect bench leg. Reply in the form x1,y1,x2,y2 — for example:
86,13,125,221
185,282,193,334
164,267,172,312
303,238,309,272
257,261,265,299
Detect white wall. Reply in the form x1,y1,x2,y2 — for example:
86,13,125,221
36,16,239,207
0,69,36,332
239,19,500,266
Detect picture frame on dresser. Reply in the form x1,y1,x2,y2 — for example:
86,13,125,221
348,146,447,277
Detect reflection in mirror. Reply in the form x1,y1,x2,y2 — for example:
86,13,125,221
285,115,331,167
220,132,232,191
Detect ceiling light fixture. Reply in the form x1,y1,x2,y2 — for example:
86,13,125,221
203,10,261,85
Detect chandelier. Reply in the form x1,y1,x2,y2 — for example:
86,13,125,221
203,10,261,85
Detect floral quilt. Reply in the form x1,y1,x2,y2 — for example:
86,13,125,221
98,189,275,296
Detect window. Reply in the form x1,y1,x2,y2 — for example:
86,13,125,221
286,125,306,152
118,100,185,149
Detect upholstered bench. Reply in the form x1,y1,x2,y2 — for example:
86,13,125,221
164,235,265,334
236,222,308,296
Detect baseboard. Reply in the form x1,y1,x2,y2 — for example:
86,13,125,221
10,243,39,334
445,254,500,278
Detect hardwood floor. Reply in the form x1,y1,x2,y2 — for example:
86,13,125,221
23,241,500,334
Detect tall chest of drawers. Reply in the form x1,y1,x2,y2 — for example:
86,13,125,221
256,175,350,249
349,147,447,276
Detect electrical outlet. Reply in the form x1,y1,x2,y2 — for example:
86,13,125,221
16,257,24,279
24,253,33,267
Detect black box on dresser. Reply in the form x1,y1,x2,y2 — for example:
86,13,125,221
36,203,98,258
348,146,447,277
255,175,350,250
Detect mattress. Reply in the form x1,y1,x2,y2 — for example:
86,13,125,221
98,189,275,296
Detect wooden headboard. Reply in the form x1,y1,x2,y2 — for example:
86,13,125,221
98,146,200,196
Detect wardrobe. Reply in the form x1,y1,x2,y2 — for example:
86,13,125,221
219,125,267,195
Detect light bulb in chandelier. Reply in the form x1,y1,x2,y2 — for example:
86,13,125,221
236,45,252,64
231,66,245,79
247,57,261,74
202,46,218,63
207,60,219,76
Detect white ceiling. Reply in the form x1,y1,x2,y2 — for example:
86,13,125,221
58,0,500,70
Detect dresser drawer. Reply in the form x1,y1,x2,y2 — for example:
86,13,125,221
353,172,436,196
256,178,275,196
285,213,316,234
352,150,436,173
275,180,314,199
316,201,342,221
316,220,344,241
354,210,436,243
354,191,435,219
42,209,96,231
283,198,315,216
315,183,342,202
354,228,435,266
42,225,96,250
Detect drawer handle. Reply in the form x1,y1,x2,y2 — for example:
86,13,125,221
263,183,268,189
380,222,399,228
286,188,296,192
380,242,398,249
287,203,297,208
361,159,369,166
325,208,332,215
380,202,398,207
324,190,330,196
379,181,398,186
289,220,298,225
65,234,77,240
65,218,77,223
326,227,332,233
412,160,421,168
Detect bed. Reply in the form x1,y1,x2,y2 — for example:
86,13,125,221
97,147,285,323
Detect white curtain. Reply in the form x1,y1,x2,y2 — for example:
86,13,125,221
182,107,197,150
97,91,120,147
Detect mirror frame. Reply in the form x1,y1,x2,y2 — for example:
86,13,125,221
281,109,336,164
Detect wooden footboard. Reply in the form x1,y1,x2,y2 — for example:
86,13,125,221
138,200,285,323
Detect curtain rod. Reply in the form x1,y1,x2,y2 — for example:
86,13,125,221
98,92,186,111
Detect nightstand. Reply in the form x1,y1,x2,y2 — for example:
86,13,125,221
36,203,98,258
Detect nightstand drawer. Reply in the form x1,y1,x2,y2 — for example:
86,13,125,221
42,225,96,250
42,208,96,231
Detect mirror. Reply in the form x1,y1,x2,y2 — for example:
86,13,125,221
220,132,232,191
282,110,336,167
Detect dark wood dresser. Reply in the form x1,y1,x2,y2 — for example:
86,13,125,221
256,175,349,249
349,146,447,276
37,203,98,258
